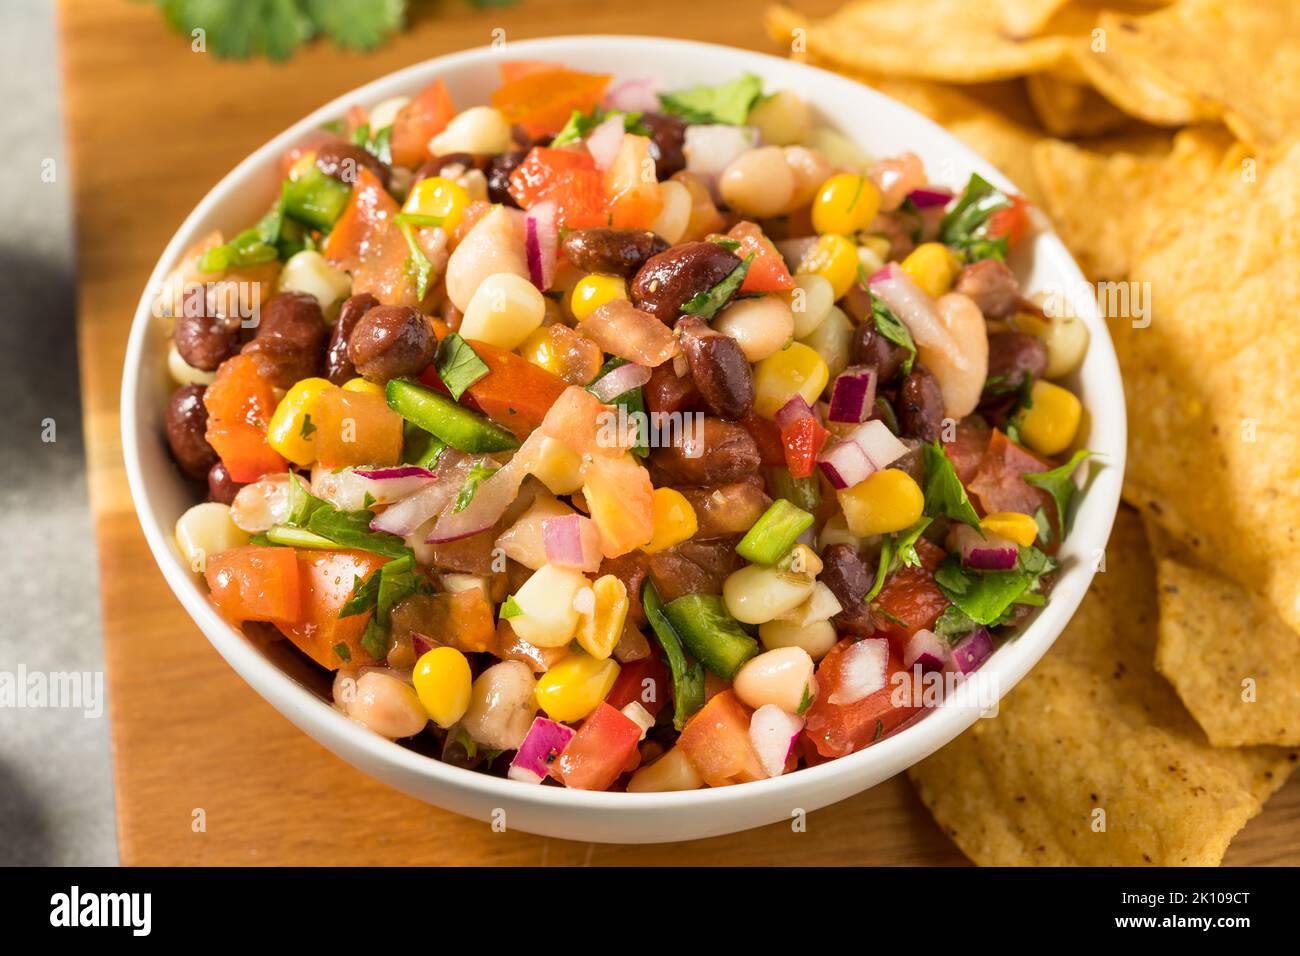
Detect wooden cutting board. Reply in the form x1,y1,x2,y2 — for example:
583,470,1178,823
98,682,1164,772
61,0,1299,865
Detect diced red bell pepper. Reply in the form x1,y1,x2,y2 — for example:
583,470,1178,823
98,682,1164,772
676,690,765,787
727,221,795,293
204,353,279,430
551,702,642,791
206,546,302,626
781,415,829,479
605,654,671,717
491,68,610,139
389,79,455,169
986,194,1031,250
804,639,922,758
507,147,607,228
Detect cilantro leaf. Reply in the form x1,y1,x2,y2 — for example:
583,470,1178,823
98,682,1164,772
286,472,329,526
551,107,650,147
938,173,1011,263
435,333,489,401
500,595,524,619
681,253,753,320
454,460,500,513
933,556,1031,626
659,73,764,126
154,0,407,61
894,518,933,569
301,0,406,52
1033,506,1053,546
1024,450,1095,536
932,604,981,642
859,269,916,375
922,441,981,529
340,571,382,618
397,219,434,301
305,505,413,559
865,535,894,603
797,683,814,716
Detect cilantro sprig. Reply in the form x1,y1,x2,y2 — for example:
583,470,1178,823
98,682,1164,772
1024,450,1095,535
939,172,1012,263
921,442,981,529
551,107,651,147
659,73,764,126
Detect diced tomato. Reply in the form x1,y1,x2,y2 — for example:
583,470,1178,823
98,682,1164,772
312,388,404,468
499,60,565,84
739,412,785,467
583,453,655,558
507,147,607,228
942,416,992,485
873,561,949,640
604,134,662,229
204,353,279,429
781,415,829,479
491,68,610,139
206,546,302,626
605,654,671,717
986,194,1031,250
277,550,389,670
727,221,795,292
424,339,566,439
551,702,642,790
676,690,764,787
968,429,1054,521
322,166,421,307
537,384,619,458
389,79,454,169
205,420,287,483
804,639,921,758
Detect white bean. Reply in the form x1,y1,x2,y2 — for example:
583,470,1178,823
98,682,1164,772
167,341,216,387
783,145,833,211
783,273,834,339
758,618,839,661
230,473,291,533
712,296,794,363
345,671,429,739
461,661,538,750
723,564,816,625
430,106,513,156
367,96,410,132
719,146,795,219
733,646,816,713
445,206,529,312
650,179,692,244
174,502,249,572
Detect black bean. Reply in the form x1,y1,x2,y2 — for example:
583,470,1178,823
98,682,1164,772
206,460,243,505
955,259,1020,319
561,228,669,277
165,384,217,480
985,331,1048,392
650,417,759,486
819,544,877,637
315,140,391,188
486,148,529,207
347,305,438,384
647,536,745,604
630,241,741,324
241,291,328,389
852,313,908,385
895,364,946,442
677,316,754,420
174,311,241,372
413,152,488,184
640,112,687,179
326,292,379,384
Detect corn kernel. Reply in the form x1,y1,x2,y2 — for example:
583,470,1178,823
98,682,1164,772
402,175,471,234
980,511,1039,547
1017,380,1082,456
519,326,562,376
533,651,621,722
837,468,925,536
753,341,831,419
569,274,628,322
576,575,630,659
266,377,335,466
341,377,385,397
641,488,698,555
174,502,249,573
531,436,585,495
460,272,547,350
797,233,859,299
508,563,589,648
812,174,881,236
412,646,473,729
900,242,960,299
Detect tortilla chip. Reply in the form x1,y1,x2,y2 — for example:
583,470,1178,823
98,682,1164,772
767,0,1078,83
908,508,1296,866
1076,2,1300,150
1031,125,1239,278
1026,71,1137,137
1114,137,1300,641
995,0,1074,38
1144,521,1300,748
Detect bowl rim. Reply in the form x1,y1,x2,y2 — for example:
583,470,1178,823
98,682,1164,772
121,34,1126,816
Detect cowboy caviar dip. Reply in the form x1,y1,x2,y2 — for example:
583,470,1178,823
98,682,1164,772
159,64,1092,791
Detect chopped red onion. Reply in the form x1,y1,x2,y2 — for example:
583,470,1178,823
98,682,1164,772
773,394,816,431
903,628,948,672
524,199,558,291
589,361,651,403
542,514,586,568
585,114,625,171
684,124,757,197
603,76,661,113
620,701,655,741
950,627,993,675
818,439,875,490
749,704,804,778
868,262,957,359
354,465,438,503
953,524,1019,571
370,455,471,536
411,632,437,658
827,638,889,705
848,419,908,468
426,433,544,543
906,187,953,209
827,366,877,423
508,716,576,784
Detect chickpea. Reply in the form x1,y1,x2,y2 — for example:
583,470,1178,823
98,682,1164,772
782,145,833,211
733,646,816,714
344,671,429,739
758,618,839,661
230,473,291,533
712,295,795,363
719,146,795,219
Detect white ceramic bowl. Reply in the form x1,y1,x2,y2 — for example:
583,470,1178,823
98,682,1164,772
122,35,1125,844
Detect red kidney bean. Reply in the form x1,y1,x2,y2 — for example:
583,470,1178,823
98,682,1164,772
895,364,946,442
955,259,1020,319
648,536,745,604
174,311,241,371
644,362,701,416
326,292,379,384
347,305,438,383
852,312,908,385
315,140,390,188
598,552,651,628
985,330,1047,391
677,316,754,420
639,112,687,179
206,460,243,504
678,477,771,537
630,241,741,324
561,228,670,277
819,543,877,637
165,384,217,480
650,417,760,486
241,292,328,389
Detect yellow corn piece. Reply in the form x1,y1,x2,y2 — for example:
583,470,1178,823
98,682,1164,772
519,327,562,376
534,651,621,722
569,274,628,322
837,468,925,536
402,175,471,234
753,341,830,418
980,511,1039,547
576,574,630,660
811,173,881,236
797,233,859,299
1017,380,1082,456
341,377,384,397
642,488,698,555
412,646,473,729
266,377,335,466
900,242,960,299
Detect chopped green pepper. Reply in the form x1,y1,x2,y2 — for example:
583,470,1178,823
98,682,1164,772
282,166,351,231
736,498,815,565
767,466,821,512
385,379,520,454
661,592,759,681
642,580,705,731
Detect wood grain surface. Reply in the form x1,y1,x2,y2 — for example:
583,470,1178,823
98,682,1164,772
61,0,1300,866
